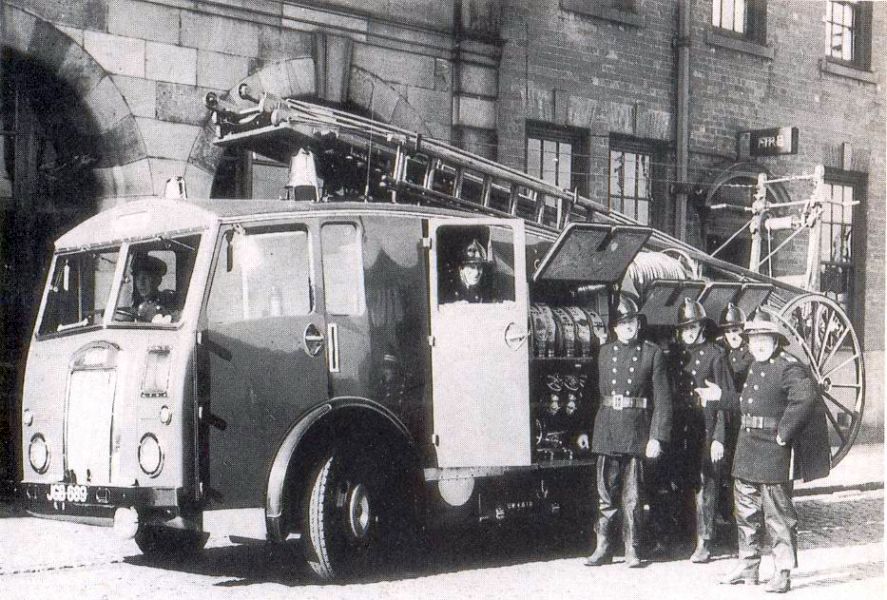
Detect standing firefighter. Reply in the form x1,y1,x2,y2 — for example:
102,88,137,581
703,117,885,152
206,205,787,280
583,295,672,568
672,299,734,563
697,309,830,593
717,302,753,530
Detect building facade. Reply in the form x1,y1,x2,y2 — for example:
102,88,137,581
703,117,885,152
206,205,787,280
1,0,884,485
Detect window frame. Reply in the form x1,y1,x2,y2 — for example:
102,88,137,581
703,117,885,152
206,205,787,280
819,168,866,328
607,136,665,229
525,121,589,197
823,0,873,71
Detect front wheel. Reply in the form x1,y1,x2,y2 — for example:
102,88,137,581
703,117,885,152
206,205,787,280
134,524,207,560
302,447,406,581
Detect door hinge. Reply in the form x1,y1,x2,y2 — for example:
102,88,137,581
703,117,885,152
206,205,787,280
432,434,440,446
427,335,435,347
422,237,432,249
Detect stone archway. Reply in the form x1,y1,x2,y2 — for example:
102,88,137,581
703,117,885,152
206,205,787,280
698,161,791,271
2,4,151,204
187,57,434,198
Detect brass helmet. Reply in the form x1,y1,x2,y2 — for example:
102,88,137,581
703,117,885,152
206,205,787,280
744,308,789,345
460,238,489,265
676,298,706,327
613,294,640,323
719,302,747,329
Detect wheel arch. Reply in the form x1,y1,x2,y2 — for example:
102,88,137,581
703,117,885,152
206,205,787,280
264,397,417,542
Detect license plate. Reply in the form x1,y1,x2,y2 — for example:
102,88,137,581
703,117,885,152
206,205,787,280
47,483,89,503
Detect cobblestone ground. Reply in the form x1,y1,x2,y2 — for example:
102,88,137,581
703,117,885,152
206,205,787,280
0,489,882,600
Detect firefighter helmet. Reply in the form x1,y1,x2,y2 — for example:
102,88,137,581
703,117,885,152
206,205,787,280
744,308,789,345
676,298,706,327
461,238,489,265
719,302,747,329
613,295,640,323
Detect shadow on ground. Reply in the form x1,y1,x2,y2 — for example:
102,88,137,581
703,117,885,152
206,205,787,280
108,493,885,588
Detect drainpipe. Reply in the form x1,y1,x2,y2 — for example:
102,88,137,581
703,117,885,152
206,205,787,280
675,0,691,241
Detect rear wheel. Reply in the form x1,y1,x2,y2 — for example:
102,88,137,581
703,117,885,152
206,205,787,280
134,524,207,560
302,446,405,580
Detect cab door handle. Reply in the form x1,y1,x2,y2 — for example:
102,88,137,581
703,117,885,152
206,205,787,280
303,323,324,357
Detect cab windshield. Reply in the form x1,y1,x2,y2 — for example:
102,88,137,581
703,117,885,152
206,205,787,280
112,235,201,324
37,234,201,335
38,248,120,335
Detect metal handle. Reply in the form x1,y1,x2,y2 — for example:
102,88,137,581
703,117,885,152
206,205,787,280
303,323,324,357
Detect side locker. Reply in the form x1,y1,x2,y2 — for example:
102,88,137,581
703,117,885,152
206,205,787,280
426,218,531,468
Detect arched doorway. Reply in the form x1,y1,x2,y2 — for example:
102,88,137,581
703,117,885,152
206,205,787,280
0,49,105,488
699,162,790,276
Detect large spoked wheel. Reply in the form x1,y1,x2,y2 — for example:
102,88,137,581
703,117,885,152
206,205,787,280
774,293,865,467
134,524,207,560
302,446,403,581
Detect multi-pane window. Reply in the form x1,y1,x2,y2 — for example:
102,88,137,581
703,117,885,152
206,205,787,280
712,0,747,34
711,0,767,43
824,1,871,68
609,147,652,225
526,123,587,195
819,181,856,316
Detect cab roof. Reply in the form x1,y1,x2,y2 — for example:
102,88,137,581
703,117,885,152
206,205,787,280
54,196,504,251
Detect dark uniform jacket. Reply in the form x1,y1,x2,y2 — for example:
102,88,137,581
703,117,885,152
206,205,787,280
725,344,754,390
592,339,672,456
672,341,733,447
721,350,830,483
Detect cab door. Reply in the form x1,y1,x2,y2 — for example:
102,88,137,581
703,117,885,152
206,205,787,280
198,222,328,507
427,218,530,468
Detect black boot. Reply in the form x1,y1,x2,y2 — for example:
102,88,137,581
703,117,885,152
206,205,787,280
584,533,612,566
766,570,791,593
690,537,712,563
720,561,760,585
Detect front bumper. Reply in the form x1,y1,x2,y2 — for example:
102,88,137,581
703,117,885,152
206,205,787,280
19,482,186,525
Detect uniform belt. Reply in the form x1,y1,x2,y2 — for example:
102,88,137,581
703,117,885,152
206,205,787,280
602,395,649,410
741,415,779,429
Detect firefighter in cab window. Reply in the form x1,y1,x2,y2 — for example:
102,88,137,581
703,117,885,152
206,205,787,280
441,238,495,304
130,254,178,323
671,299,734,564
580,294,672,568
696,309,830,594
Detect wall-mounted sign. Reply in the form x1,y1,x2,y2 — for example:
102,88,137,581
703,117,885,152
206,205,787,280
748,127,799,157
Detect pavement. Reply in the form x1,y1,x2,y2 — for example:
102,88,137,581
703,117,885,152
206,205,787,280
795,442,885,496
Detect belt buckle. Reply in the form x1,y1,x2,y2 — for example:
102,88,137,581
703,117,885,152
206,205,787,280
612,394,624,410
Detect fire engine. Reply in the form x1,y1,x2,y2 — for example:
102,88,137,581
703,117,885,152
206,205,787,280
17,87,864,580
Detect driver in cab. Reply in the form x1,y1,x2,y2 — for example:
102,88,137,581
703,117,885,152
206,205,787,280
129,254,178,323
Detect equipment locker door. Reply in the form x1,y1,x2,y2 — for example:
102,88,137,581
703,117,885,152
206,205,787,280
427,218,530,468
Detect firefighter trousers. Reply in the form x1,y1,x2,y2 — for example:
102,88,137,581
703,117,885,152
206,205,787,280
733,478,798,571
595,454,643,557
695,458,720,541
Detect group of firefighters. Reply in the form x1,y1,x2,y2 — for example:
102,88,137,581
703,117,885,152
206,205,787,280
580,293,830,594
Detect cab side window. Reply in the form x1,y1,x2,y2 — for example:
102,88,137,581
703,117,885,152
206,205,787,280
321,222,365,316
438,224,516,305
207,228,312,325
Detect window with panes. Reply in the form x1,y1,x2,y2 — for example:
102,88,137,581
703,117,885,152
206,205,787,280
525,123,587,196
819,175,861,319
608,140,656,226
711,0,767,43
824,1,873,69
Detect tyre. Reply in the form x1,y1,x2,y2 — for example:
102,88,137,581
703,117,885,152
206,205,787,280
134,524,207,560
302,446,406,581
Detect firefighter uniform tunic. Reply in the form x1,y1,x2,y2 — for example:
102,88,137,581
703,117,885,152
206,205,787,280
720,349,828,572
672,341,733,543
591,339,672,558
